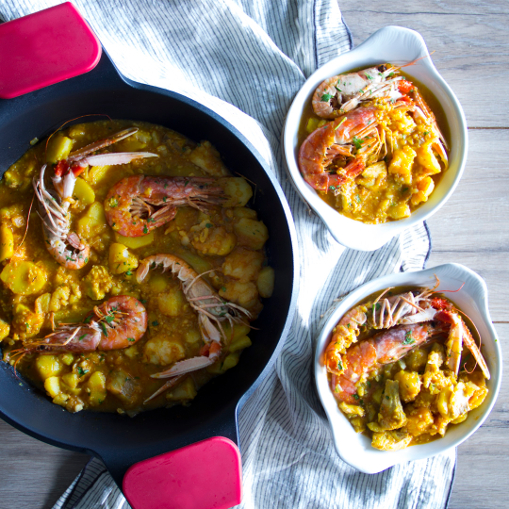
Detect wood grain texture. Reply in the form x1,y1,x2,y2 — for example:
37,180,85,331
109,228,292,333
0,1,507,508
0,418,88,509
341,0,509,508
341,0,509,128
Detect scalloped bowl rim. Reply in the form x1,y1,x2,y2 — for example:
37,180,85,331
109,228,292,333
314,263,502,473
282,26,468,251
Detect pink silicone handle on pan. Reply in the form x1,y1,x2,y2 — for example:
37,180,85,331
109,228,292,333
0,2,101,99
123,437,243,509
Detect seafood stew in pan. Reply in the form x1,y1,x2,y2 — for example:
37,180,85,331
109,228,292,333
0,120,274,415
298,61,449,224
324,281,489,451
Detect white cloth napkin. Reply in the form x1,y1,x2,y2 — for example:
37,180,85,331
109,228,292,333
0,1,456,508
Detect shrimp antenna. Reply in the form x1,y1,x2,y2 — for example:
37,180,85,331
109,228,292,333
18,192,35,248
44,114,112,160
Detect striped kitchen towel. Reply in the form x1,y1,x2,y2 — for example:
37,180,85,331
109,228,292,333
0,0,455,508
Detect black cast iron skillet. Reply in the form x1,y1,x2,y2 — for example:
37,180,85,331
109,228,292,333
0,35,298,491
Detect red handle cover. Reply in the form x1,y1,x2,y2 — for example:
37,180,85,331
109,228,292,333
123,436,243,509
0,2,101,99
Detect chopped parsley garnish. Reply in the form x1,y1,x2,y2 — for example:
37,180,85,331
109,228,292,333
321,92,333,102
99,322,108,336
77,367,89,376
78,334,86,341
205,223,212,228
352,136,363,150
128,337,135,342
403,330,415,345
143,225,149,234
126,269,132,276
152,320,159,327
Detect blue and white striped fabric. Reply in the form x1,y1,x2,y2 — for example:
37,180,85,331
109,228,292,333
0,1,456,508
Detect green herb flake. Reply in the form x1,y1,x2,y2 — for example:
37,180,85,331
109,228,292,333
321,93,333,102
128,337,135,342
152,320,159,327
403,330,415,345
352,136,363,150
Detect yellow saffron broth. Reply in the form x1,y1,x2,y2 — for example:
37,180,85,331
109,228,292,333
299,72,450,224
0,120,274,415
327,288,488,451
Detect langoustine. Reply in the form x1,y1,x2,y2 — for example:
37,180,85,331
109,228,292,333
34,127,158,269
135,254,251,402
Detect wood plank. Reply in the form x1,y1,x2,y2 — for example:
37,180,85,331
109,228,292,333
0,419,88,509
426,128,509,322
341,0,509,128
448,322,509,509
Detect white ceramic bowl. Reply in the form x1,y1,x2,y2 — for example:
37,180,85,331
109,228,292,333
314,263,502,473
282,26,468,251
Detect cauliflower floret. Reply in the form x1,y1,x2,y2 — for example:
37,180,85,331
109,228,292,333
83,265,113,300
189,221,236,256
12,303,44,339
188,141,229,176
49,285,71,312
219,280,261,314
143,333,186,365
222,248,264,283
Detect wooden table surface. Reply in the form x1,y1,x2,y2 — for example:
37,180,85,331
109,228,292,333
0,1,507,507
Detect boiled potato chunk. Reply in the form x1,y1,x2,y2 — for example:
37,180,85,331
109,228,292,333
44,376,62,398
78,202,108,240
36,355,63,380
233,218,269,250
387,203,411,220
229,335,252,353
0,318,10,341
394,370,422,402
149,273,169,293
166,377,197,402
88,371,107,406
88,165,112,185
157,288,185,317
0,260,46,295
46,135,73,163
0,224,14,261
219,177,253,207
114,231,154,249
257,266,275,298
73,178,96,205
35,293,51,314
109,243,138,274
388,146,416,184
62,372,79,389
